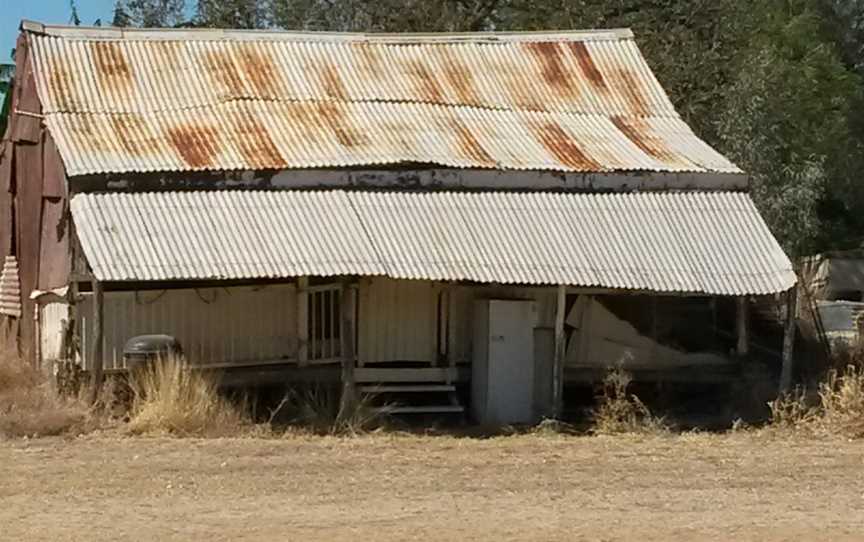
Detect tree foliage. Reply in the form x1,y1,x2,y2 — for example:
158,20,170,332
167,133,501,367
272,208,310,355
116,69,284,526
118,0,187,28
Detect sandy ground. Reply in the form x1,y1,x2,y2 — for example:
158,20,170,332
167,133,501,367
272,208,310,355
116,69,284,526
1,430,863,541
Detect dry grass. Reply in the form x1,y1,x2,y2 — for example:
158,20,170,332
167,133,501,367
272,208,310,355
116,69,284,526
767,387,818,429
817,365,864,438
0,349,90,438
127,357,253,437
768,364,864,438
592,368,668,435
272,384,385,436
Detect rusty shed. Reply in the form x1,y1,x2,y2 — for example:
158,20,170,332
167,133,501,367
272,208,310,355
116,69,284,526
0,21,797,421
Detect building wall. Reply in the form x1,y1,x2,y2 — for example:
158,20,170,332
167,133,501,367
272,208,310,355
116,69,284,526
77,284,297,370
357,277,442,364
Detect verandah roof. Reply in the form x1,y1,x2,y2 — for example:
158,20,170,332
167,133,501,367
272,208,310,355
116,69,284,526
70,190,795,296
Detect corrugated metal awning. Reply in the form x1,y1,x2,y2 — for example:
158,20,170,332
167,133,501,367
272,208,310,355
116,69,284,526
70,190,796,296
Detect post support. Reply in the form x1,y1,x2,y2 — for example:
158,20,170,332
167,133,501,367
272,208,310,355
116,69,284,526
89,280,104,404
736,296,749,357
552,284,566,419
337,279,357,422
297,277,309,366
780,287,798,393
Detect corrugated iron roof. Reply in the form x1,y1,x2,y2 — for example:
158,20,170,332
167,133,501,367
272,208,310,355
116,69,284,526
0,256,23,318
71,190,795,296
24,23,741,177
70,191,384,281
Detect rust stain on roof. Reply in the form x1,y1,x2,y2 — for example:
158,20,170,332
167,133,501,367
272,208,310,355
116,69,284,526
352,42,383,78
203,50,245,97
69,115,111,152
91,42,133,91
110,115,159,157
287,103,323,146
167,124,220,169
437,48,478,106
409,60,444,103
611,116,687,166
533,121,602,171
615,70,650,116
49,66,73,111
568,42,607,91
237,44,277,97
446,116,494,166
320,64,347,100
315,102,368,148
234,114,287,168
524,42,576,97
153,41,182,69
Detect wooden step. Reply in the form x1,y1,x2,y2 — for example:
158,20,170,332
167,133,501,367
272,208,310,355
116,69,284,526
359,384,455,393
355,367,464,383
377,405,465,415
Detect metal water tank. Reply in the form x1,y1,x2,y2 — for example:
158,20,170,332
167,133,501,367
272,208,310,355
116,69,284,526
123,334,183,373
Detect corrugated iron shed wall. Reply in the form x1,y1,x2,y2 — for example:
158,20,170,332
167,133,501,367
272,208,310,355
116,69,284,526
76,285,298,370
25,24,741,177
70,190,796,296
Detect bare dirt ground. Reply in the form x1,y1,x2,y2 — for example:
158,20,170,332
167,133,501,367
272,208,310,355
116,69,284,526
2,430,863,541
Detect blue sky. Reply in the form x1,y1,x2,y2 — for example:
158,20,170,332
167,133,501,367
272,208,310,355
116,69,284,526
1,0,117,63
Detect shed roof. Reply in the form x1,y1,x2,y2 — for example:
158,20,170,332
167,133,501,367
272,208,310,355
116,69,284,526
22,21,740,177
71,190,794,296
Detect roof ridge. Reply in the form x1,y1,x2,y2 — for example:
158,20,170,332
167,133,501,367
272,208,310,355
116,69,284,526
21,20,633,43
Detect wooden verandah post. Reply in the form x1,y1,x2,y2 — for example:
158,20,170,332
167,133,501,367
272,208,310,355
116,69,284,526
552,284,566,419
780,287,798,394
736,297,749,357
337,278,357,422
88,280,104,404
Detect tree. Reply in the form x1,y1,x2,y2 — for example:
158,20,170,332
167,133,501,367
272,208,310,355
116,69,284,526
0,62,14,139
112,1,132,27
122,0,187,27
196,0,268,29
268,0,501,32
69,0,82,26
717,1,864,256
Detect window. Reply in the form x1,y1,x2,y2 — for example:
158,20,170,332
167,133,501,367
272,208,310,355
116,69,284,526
308,284,341,361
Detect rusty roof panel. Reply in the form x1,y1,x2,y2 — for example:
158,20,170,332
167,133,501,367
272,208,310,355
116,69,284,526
46,100,739,176
26,26,741,176
0,256,22,318
72,190,795,295
30,33,679,117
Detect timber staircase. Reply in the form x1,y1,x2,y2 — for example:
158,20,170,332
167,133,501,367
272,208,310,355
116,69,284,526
355,366,465,416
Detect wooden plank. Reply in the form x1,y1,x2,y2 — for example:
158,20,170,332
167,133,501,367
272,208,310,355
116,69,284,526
297,277,308,366
780,287,798,393
736,297,749,357
355,367,464,383
359,384,455,393
377,405,464,414
89,281,104,404
553,284,566,418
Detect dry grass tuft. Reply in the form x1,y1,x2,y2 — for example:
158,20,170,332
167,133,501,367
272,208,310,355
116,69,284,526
0,349,90,438
817,365,864,438
127,357,252,437
272,385,385,436
767,365,864,439
592,368,668,435
767,387,817,429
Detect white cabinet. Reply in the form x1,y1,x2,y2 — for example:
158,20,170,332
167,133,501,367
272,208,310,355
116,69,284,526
472,300,538,425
